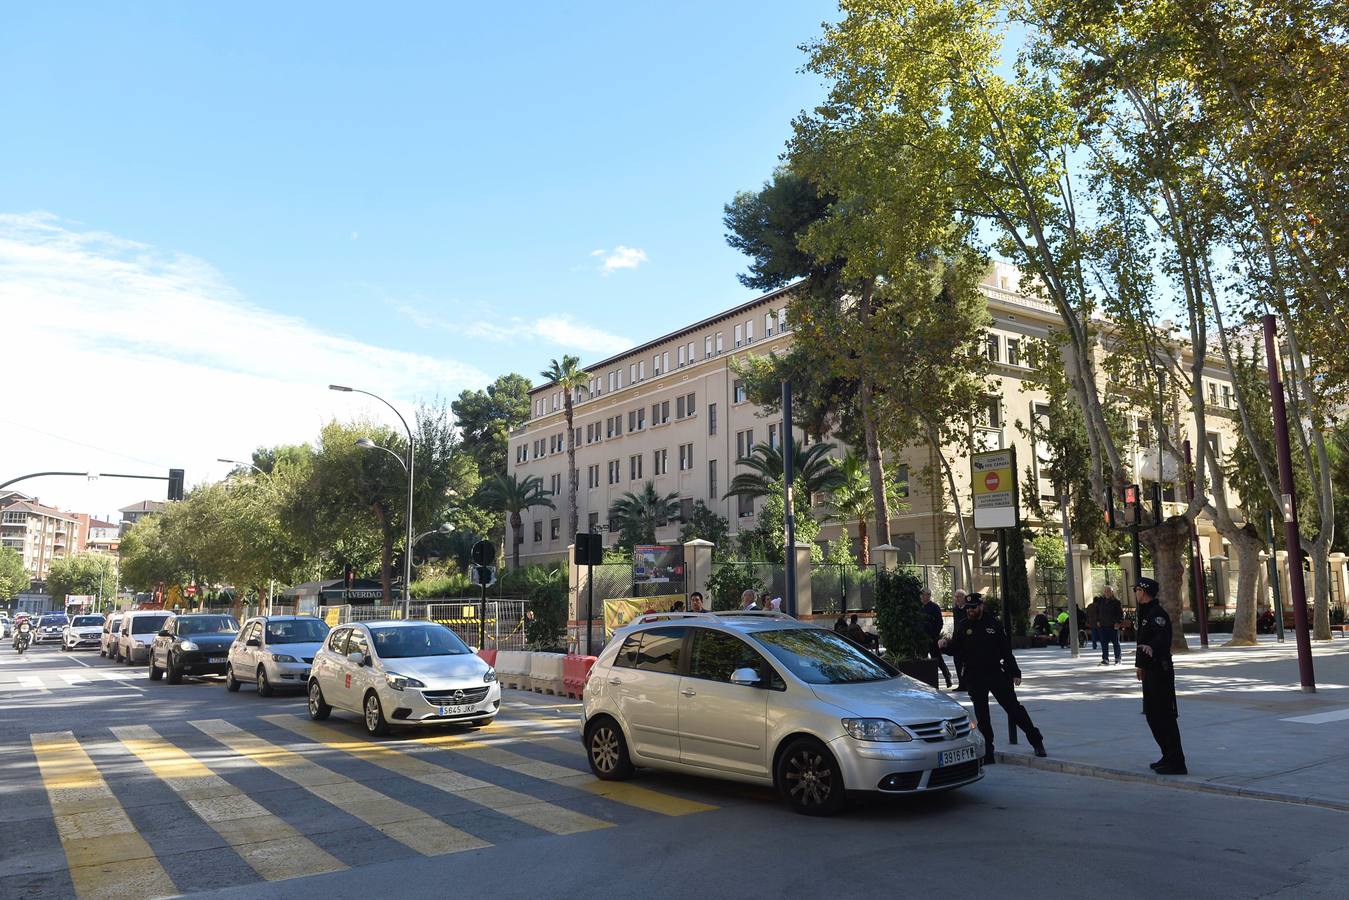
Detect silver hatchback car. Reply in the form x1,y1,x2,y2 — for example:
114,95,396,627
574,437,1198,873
582,612,983,815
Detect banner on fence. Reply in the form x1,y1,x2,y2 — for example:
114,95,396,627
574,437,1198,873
633,545,683,583
603,595,685,638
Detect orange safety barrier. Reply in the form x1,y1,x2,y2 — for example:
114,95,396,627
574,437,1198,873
563,654,597,699
477,648,498,668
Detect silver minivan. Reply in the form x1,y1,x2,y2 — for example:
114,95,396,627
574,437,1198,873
581,611,983,816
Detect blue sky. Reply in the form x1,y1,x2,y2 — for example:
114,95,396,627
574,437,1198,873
0,1,838,514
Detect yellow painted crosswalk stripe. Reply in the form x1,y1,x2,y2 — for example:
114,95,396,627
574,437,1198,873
110,725,346,881
30,731,178,900
409,728,717,816
262,714,612,836
190,719,488,857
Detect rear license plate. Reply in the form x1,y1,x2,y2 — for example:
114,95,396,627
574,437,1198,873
438,704,474,716
208,657,226,664
939,745,978,766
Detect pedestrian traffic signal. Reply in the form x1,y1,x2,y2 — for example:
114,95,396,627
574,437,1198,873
574,533,604,566
471,539,496,567
1123,483,1139,506
167,468,185,501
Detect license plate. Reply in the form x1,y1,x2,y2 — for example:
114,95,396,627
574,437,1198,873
438,704,474,716
940,745,978,766
208,657,226,663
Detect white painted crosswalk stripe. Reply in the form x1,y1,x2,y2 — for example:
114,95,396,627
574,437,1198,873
1281,707,1349,725
18,674,44,689
61,672,90,685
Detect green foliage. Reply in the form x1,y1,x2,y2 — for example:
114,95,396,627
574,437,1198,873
677,501,730,557
409,570,471,600
478,473,555,569
451,373,532,480
1004,535,1031,637
45,554,118,602
541,355,590,542
706,564,764,611
522,567,567,650
1031,533,1066,570
724,440,844,502
723,167,840,292
736,479,821,564
608,482,680,550
0,546,28,599
497,562,563,597
874,567,929,662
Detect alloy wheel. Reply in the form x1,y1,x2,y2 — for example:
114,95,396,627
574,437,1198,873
590,726,620,774
365,696,380,731
784,748,834,809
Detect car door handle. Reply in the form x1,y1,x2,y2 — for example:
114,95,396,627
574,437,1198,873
680,689,696,697
608,677,623,685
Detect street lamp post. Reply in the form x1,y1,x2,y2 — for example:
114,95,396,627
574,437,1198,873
331,386,416,608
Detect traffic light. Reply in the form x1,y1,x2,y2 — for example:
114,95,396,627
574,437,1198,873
471,540,496,567
167,468,185,501
574,533,604,566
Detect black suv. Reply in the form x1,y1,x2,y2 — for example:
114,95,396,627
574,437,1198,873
148,614,240,684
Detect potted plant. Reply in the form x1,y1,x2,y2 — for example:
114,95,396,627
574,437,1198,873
874,568,939,687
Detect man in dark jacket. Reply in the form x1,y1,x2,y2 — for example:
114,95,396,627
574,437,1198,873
951,589,968,688
1099,586,1124,665
1134,578,1186,775
920,588,952,688
940,594,1047,763
1086,595,1102,650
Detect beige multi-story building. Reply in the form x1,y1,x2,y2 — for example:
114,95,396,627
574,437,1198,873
1,494,81,580
118,500,165,536
508,263,1243,568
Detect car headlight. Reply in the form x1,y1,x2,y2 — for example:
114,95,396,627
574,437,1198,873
842,718,913,742
133,639,146,648
384,672,426,691
271,653,298,663
483,668,496,683
179,641,199,651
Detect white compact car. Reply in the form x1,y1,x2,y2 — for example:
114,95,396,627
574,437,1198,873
100,614,124,657
62,614,105,651
581,611,984,816
308,620,500,736
227,615,330,696
116,610,172,664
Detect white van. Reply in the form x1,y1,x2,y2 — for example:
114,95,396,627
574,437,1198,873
116,610,172,664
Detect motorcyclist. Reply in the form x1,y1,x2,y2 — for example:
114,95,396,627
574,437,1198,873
15,616,33,653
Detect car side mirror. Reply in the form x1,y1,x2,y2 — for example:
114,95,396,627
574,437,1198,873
158,629,171,637
730,667,761,686
347,650,369,666
246,638,260,647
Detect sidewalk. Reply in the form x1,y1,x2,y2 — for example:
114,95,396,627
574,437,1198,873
983,633,1349,811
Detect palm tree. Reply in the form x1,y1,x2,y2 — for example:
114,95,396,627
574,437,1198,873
478,474,555,570
724,440,845,502
541,355,590,543
609,482,681,547
826,451,875,565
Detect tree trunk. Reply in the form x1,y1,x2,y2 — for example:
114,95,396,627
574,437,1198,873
372,502,393,603
1224,524,1264,647
564,396,579,542
1144,518,1192,653
1310,542,1333,640
511,512,523,570
857,519,870,566
859,376,891,548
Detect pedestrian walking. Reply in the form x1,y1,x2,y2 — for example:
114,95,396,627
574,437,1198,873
939,593,1046,763
951,589,968,688
1134,577,1186,775
1087,595,1102,650
920,588,952,688
1099,586,1123,665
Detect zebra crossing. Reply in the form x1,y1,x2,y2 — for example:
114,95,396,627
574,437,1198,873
15,708,719,899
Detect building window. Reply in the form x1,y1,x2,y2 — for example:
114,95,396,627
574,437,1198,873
608,460,620,485
708,403,717,435
588,465,600,489
653,448,669,475
768,423,779,450
687,341,695,363
678,443,694,471
630,363,637,383
639,360,646,380
676,395,685,419
733,380,747,403
1221,384,1232,407
895,464,910,498
986,334,1000,363
746,320,753,343
736,429,754,460
653,354,661,376
609,372,617,392
534,521,543,543
629,408,646,432
980,397,1002,428
778,308,788,331
709,460,718,499
651,400,669,425
1207,382,1218,406
1007,339,1020,367
716,332,724,353
735,324,743,347
738,494,754,518
704,335,713,357
662,351,670,373
550,473,562,495
678,345,686,366
589,512,600,532
550,518,560,540
766,312,775,336
630,454,643,480
678,498,694,523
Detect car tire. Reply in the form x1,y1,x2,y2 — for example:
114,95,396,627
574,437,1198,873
585,717,634,781
363,691,391,737
307,680,331,721
256,667,274,697
148,655,163,681
165,655,183,685
776,737,847,817
225,665,241,692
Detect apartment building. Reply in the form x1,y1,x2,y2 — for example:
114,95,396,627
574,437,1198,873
0,495,81,580
508,262,1244,567
119,500,165,535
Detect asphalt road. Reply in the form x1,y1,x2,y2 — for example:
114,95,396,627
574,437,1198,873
2,642,1346,899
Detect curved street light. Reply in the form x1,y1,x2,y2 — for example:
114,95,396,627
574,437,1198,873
217,458,267,477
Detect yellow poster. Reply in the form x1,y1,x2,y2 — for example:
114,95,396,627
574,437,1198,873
603,595,685,639
324,607,344,626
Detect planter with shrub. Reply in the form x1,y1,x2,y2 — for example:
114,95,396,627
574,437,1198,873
874,568,938,687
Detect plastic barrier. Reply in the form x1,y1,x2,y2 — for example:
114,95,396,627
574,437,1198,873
563,655,598,699
529,652,566,696
476,648,498,668
496,650,532,690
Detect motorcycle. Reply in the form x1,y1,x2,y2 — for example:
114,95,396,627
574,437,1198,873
15,622,32,654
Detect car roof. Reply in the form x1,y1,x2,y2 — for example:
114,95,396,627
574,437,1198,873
347,620,426,629
174,612,236,618
254,615,322,621
610,611,818,643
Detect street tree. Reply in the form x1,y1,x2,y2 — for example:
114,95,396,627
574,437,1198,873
724,441,844,504
451,373,532,479
0,547,26,600
609,483,680,550
45,554,118,604
541,356,590,543
478,473,555,570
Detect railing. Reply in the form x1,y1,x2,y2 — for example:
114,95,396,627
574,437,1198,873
811,564,878,614
314,600,530,651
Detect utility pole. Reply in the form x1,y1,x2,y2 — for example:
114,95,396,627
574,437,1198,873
781,380,796,617
1262,315,1315,691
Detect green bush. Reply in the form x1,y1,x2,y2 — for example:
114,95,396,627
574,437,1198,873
874,567,929,662
410,571,470,599
523,568,567,650
707,563,764,611
1032,533,1065,569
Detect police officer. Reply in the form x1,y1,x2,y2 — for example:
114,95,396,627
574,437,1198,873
940,593,1047,763
1134,577,1186,774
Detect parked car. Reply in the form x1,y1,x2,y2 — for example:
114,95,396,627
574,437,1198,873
148,614,241,683
33,614,69,645
307,620,499,736
62,614,105,651
100,614,125,657
116,610,172,664
581,611,984,816
227,616,329,696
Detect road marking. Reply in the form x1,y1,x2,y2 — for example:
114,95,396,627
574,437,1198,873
190,719,488,857
61,672,90,686
263,714,613,836
30,731,178,900
1281,707,1349,725
18,674,45,689
110,724,346,882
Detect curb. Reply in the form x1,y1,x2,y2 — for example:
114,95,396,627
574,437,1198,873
994,751,1349,814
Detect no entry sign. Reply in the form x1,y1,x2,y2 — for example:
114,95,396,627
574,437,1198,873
972,447,1020,530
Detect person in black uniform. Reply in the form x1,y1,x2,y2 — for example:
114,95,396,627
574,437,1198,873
920,588,953,688
951,589,968,690
939,593,1047,763
1134,577,1186,774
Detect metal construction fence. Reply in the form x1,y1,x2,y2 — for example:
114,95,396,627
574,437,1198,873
811,564,878,615
313,599,529,651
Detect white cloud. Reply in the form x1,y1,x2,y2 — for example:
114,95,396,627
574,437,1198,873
0,212,486,517
592,245,648,274
533,316,632,356
386,299,632,357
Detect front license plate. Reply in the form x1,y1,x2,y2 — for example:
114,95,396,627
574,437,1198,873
438,704,474,716
939,745,978,766
208,657,226,664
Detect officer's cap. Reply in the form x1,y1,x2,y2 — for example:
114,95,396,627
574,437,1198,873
1134,577,1159,597
963,593,984,609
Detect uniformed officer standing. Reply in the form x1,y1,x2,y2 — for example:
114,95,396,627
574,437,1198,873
939,593,1047,763
1134,577,1187,774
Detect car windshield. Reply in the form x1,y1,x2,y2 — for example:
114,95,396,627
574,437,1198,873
73,616,103,627
265,618,329,644
131,615,170,635
369,624,471,659
753,628,898,684
40,615,69,626
178,616,240,636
